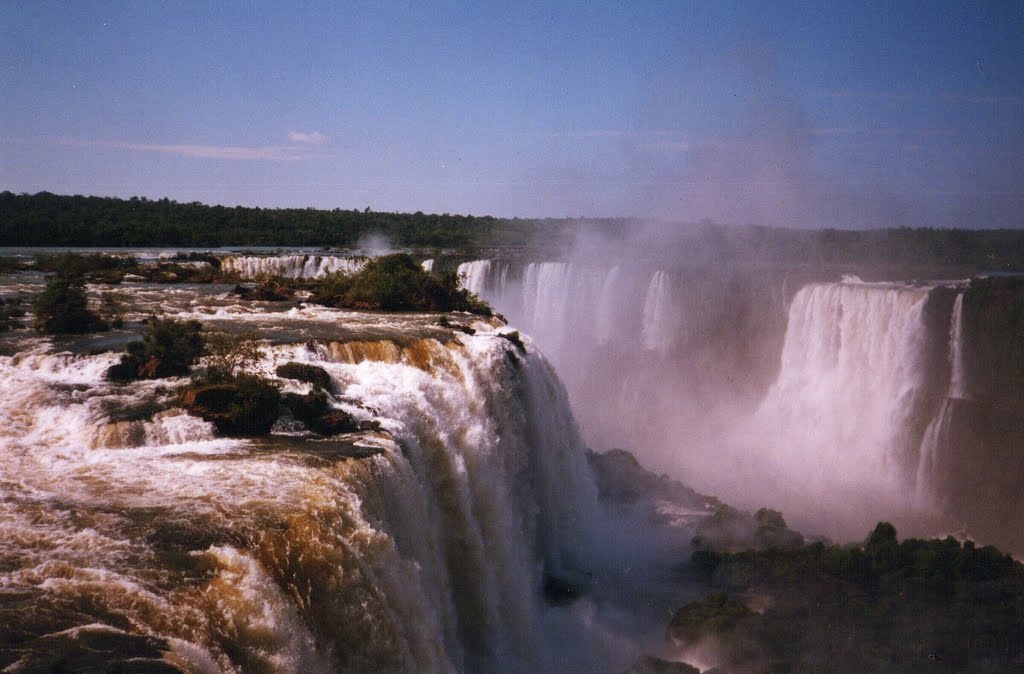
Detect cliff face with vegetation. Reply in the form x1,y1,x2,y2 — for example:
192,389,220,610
928,276,1024,548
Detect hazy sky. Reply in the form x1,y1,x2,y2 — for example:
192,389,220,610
2,1,1022,227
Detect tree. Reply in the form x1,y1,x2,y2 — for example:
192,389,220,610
33,274,105,334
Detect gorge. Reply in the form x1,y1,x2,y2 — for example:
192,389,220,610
1,247,1022,672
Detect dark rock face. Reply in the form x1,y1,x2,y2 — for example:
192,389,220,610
5,625,183,674
231,282,293,301
586,447,721,513
275,361,333,391
281,391,366,435
105,360,138,382
542,573,583,606
498,330,526,353
622,655,700,674
181,380,280,437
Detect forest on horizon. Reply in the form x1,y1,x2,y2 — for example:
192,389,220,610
2,190,1024,275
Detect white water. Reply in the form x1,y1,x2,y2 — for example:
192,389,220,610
221,254,366,278
757,281,932,486
456,260,492,296
455,259,983,538
641,271,675,353
0,289,695,672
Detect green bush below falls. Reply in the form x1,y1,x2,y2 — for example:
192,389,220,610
674,522,1024,673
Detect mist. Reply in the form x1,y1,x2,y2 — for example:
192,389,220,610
460,218,979,546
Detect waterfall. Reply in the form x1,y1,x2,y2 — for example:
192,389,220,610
756,280,935,490
947,292,966,400
0,327,605,673
221,254,366,278
456,260,493,296
916,292,966,503
641,271,675,353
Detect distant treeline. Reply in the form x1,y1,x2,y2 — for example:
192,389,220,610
1,191,1023,274
0,191,622,249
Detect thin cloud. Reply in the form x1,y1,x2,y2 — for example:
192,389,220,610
287,130,328,145
538,129,681,139
816,90,918,101
941,93,1024,105
817,90,1023,106
56,137,303,161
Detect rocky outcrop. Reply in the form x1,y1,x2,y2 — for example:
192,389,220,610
280,391,371,436
231,282,293,302
181,379,280,437
622,655,700,674
275,362,333,391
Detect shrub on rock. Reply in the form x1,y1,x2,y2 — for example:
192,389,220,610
107,318,203,381
33,274,107,334
181,375,280,437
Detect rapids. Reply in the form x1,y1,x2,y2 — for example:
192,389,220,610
0,273,695,673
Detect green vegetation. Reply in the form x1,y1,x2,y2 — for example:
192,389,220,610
179,331,281,437
311,253,491,314
0,191,600,249
33,252,138,278
33,274,107,334
107,318,203,381
198,330,265,384
667,592,752,646
680,522,1024,672
4,192,1024,278
0,298,26,332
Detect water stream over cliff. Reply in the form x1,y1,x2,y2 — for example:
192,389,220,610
0,270,698,673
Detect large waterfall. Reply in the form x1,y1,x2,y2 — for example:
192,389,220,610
756,280,936,490
0,278,688,672
456,259,990,540
455,258,789,470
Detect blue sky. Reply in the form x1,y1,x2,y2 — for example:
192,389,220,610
2,1,1022,227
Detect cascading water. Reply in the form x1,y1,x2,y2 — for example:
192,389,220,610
0,273,695,673
916,291,966,505
753,280,936,490
455,260,493,296
641,271,675,353
221,254,366,279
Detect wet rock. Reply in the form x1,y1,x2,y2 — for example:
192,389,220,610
498,330,526,353
105,360,138,383
231,282,292,301
181,379,280,437
8,625,183,674
542,573,582,605
275,361,333,391
281,391,364,435
623,655,700,674
320,410,361,435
